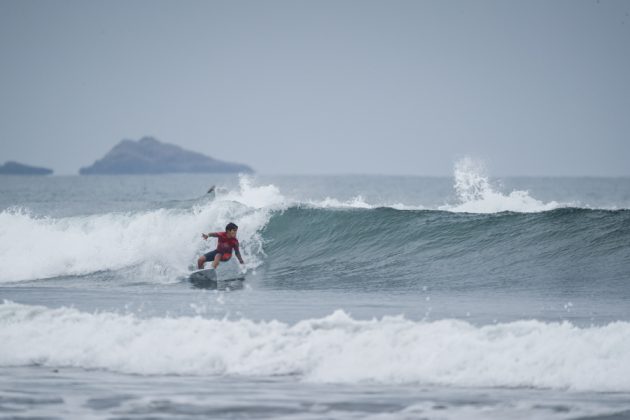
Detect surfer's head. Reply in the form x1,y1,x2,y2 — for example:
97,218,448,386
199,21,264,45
225,222,238,238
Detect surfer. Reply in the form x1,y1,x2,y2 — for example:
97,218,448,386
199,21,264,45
197,222,245,269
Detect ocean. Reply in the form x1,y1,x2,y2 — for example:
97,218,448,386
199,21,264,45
1,159,630,419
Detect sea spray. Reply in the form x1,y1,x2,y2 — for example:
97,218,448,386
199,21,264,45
441,157,562,213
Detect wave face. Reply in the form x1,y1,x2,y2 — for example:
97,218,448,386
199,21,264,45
262,206,630,294
3,204,628,291
1,301,629,391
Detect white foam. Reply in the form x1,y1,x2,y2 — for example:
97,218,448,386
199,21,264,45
306,196,424,211
1,302,629,392
0,176,279,283
307,196,374,209
440,158,563,213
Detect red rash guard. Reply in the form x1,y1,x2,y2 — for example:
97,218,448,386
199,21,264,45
215,232,239,259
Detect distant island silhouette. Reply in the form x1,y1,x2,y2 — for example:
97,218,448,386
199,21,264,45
79,137,254,175
0,161,53,175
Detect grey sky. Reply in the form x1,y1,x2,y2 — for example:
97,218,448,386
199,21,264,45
1,0,628,176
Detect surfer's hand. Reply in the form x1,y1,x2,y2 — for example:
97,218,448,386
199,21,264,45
202,233,208,240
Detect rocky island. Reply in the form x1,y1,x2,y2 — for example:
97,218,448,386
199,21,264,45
0,161,53,175
79,137,253,175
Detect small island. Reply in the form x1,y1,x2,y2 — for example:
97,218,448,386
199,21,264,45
0,161,53,175
79,137,254,175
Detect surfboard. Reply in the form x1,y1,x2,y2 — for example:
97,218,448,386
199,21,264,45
189,268,245,289
190,268,217,281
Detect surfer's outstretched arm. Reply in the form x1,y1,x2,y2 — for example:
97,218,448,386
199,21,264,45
235,249,244,265
202,232,219,240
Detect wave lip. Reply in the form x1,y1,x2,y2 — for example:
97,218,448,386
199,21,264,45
1,302,629,392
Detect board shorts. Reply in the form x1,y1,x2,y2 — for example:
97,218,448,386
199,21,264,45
204,250,232,262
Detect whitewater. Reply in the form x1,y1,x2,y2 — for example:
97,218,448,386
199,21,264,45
1,161,630,419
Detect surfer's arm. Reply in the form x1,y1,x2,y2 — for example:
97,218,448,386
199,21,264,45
235,248,244,264
202,232,219,240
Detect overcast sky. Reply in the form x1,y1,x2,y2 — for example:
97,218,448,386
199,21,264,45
1,0,629,176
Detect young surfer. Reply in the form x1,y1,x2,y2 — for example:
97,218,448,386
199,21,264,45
197,222,245,269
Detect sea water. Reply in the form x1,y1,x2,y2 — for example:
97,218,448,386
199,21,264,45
1,160,630,419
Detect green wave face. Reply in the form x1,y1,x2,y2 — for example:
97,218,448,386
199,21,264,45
260,207,630,294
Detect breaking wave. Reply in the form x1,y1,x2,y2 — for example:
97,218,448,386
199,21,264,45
1,302,629,392
1,160,628,285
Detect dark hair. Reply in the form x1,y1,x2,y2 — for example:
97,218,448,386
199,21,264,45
225,222,238,232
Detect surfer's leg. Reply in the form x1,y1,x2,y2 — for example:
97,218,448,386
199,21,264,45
212,253,222,269
200,250,218,269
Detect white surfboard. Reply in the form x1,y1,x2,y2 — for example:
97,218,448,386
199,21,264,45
189,268,218,282
189,268,245,289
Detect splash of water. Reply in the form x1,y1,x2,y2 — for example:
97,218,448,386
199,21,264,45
442,158,561,213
